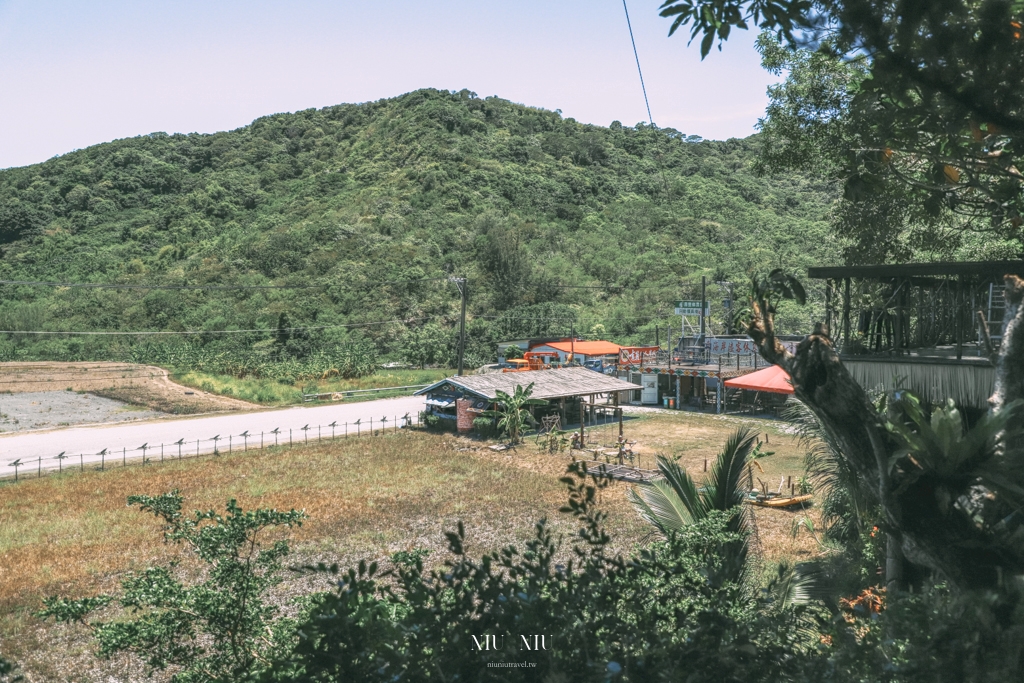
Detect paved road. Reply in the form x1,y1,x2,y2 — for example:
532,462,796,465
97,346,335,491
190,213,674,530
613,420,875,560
0,395,425,473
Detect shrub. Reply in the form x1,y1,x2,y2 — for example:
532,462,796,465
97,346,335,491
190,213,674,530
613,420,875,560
264,462,805,682
471,416,497,438
419,411,445,432
41,491,306,683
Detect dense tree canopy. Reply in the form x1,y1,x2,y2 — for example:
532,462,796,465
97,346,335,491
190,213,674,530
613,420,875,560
660,0,1024,261
0,89,834,368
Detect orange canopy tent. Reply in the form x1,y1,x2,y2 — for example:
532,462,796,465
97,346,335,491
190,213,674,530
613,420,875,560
723,365,793,395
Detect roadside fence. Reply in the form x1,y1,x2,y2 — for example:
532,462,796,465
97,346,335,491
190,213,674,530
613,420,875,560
3,412,423,484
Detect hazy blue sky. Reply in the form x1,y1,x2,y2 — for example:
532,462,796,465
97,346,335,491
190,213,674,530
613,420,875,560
0,0,779,169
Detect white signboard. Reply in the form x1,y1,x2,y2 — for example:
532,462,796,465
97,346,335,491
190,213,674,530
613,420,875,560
705,337,799,355
674,299,710,316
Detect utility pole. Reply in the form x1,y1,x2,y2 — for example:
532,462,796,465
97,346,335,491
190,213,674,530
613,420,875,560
453,277,468,376
700,276,707,339
570,321,575,364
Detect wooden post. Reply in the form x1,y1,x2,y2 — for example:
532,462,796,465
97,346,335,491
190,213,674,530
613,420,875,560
894,278,903,356
843,277,851,348
825,279,832,335
956,275,964,360
579,396,585,449
716,375,722,414
610,389,618,444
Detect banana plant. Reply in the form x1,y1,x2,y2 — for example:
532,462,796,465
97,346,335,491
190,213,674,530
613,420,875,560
479,383,548,446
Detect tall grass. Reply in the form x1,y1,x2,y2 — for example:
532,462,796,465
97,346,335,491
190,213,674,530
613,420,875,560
173,368,454,405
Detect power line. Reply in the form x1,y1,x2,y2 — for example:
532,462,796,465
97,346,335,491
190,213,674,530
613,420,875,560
623,0,654,126
544,283,672,290
0,277,450,291
0,317,429,336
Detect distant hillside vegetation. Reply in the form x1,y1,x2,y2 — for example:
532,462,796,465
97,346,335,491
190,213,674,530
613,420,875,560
0,88,835,373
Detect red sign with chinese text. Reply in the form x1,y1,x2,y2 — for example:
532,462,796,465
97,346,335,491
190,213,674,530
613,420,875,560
619,346,660,366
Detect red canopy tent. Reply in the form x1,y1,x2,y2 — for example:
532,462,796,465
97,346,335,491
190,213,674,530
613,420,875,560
723,365,793,395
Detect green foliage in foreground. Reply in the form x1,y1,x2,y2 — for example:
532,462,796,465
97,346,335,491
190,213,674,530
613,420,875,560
35,464,1024,682
0,89,834,374
40,491,306,683
270,465,796,682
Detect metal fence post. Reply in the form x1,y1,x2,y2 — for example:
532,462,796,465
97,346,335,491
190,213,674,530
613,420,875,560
289,429,292,446
37,457,41,477
123,447,126,466
261,431,264,449
80,453,84,472
229,435,232,453
318,425,321,442
161,444,164,462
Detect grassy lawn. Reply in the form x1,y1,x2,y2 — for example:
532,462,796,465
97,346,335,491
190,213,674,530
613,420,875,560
0,411,821,681
171,367,455,405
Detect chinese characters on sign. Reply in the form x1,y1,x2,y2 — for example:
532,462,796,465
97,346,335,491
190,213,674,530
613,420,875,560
704,338,799,355
619,346,660,365
674,299,709,316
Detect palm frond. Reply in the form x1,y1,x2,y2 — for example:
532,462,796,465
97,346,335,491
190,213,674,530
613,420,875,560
772,561,835,607
704,427,757,517
627,459,703,536
782,399,872,544
629,429,755,538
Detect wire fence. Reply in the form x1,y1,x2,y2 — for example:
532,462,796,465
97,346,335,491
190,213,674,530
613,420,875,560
2,412,424,484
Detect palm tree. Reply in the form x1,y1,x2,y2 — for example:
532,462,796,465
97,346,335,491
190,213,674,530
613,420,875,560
628,427,757,584
781,399,872,545
480,382,548,445
628,427,756,537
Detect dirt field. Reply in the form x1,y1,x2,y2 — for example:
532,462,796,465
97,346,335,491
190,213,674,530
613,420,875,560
0,391,164,432
0,362,256,415
0,412,823,682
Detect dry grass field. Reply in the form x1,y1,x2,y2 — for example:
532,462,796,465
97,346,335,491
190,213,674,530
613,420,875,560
0,411,822,682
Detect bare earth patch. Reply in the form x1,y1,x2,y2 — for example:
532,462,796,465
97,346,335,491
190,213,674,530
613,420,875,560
0,362,257,415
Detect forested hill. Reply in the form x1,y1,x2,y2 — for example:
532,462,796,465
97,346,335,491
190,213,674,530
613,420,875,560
0,88,834,371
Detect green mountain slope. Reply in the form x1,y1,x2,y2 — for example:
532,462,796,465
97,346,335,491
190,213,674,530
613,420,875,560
0,88,835,371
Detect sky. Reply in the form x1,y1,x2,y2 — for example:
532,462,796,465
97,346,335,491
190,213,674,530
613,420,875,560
0,0,780,170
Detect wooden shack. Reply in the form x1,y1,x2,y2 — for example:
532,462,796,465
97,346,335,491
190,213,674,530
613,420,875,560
415,367,639,432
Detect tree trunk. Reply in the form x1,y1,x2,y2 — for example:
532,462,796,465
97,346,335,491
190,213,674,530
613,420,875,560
746,275,1024,590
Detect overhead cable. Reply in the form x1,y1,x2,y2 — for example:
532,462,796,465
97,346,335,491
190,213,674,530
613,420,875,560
622,0,654,126
0,277,450,291
0,317,428,336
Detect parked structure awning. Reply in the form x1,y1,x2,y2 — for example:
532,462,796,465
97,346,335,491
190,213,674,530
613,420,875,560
723,365,793,394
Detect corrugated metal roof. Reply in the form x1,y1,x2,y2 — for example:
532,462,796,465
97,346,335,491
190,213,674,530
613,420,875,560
415,367,638,401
